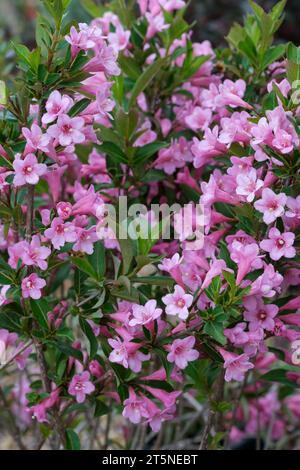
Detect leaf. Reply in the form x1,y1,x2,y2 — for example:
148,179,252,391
261,369,298,387
30,298,50,330
57,341,83,362
118,237,135,275
71,256,97,280
204,321,227,345
65,429,81,450
94,398,109,417
134,141,168,164
79,317,98,359
87,241,105,281
97,142,127,164
130,275,174,287
261,44,285,69
118,54,141,80
153,347,173,381
128,58,165,109
68,98,91,117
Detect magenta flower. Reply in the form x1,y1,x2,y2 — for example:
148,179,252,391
44,217,77,249
254,188,287,224
108,337,150,373
230,241,263,285
47,114,85,147
73,227,98,255
68,371,95,403
220,349,254,382
236,169,263,203
244,296,278,331
22,235,51,270
185,107,212,132
22,123,50,153
13,153,47,187
122,388,149,424
162,285,193,320
286,196,300,220
260,227,296,261
21,273,46,300
42,90,73,125
129,299,162,327
29,388,60,423
167,336,199,369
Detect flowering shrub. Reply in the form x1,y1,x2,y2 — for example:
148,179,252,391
0,0,300,450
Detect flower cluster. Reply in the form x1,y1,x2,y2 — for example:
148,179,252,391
0,0,299,451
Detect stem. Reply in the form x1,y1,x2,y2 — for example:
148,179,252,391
199,370,225,450
0,386,27,450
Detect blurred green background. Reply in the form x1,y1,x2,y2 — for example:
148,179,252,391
0,0,299,47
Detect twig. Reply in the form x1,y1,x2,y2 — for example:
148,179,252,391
0,386,27,450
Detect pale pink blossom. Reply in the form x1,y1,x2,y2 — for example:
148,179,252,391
129,299,162,327
162,285,193,320
47,114,85,146
167,336,199,369
244,296,278,331
13,153,47,187
236,169,263,202
68,371,95,403
260,227,296,261
21,273,46,300
42,90,73,124
44,217,77,249
22,124,50,153
22,235,51,270
220,349,254,382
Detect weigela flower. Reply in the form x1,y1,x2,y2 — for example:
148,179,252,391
68,371,95,403
166,336,199,369
47,114,85,147
254,188,287,224
42,90,73,125
129,299,162,327
220,349,254,382
162,285,193,320
260,227,296,261
21,274,46,300
44,217,77,249
13,153,47,187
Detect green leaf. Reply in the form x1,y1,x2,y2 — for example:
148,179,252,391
130,275,174,287
128,58,165,109
87,241,105,281
69,98,91,117
57,341,83,361
65,429,81,450
97,142,127,164
153,347,173,381
118,54,141,80
94,398,109,417
80,0,103,17
134,142,168,164
204,321,227,345
79,317,98,359
261,44,285,69
30,298,50,330
261,369,298,387
71,256,98,280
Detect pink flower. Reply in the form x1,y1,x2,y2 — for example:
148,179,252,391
29,388,60,423
122,388,149,424
185,107,212,132
0,285,10,307
13,153,47,187
56,201,73,220
108,337,150,372
286,196,300,220
73,227,98,255
129,300,162,327
21,273,46,300
244,296,278,331
216,79,252,109
65,26,96,58
224,323,248,345
42,90,73,125
254,188,287,224
236,169,263,203
44,217,77,249
167,336,199,369
162,285,193,320
84,44,120,76
22,235,51,270
47,114,85,146
22,124,50,153
260,227,296,261
230,241,263,285
220,349,254,382
68,371,95,403
133,120,157,147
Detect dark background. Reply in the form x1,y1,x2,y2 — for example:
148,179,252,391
0,0,299,47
